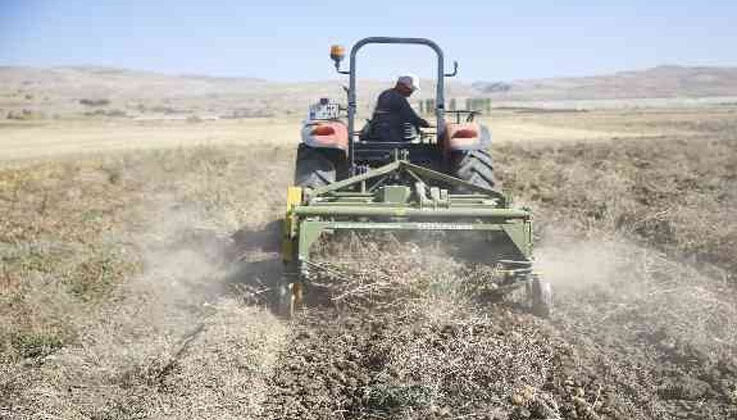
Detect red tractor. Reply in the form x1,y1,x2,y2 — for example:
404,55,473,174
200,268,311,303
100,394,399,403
295,37,494,192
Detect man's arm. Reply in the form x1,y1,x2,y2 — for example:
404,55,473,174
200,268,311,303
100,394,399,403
397,95,430,128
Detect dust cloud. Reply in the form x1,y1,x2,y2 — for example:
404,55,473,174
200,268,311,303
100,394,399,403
12,193,287,419
538,228,737,345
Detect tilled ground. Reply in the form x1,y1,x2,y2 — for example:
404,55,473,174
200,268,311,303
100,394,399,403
260,236,737,420
261,240,556,419
2,136,736,419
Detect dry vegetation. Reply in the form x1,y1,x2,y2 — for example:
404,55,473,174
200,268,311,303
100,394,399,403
0,105,736,419
496,115,737,280
1,146,291,418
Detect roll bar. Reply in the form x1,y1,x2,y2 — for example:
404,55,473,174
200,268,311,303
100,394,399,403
332,37,458,171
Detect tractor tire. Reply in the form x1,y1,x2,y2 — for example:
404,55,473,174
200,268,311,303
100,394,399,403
452,149,495,190
294,144,347,189
294,144,335,188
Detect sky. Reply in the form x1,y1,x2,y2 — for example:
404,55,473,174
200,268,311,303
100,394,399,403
1,0,736,82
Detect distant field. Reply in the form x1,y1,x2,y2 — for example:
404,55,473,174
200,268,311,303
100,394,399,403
3,65,737,121
0,118,298,162
2,106,735,162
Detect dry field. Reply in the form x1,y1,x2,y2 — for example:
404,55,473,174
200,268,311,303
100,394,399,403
2,106,732,161
1,105,736,419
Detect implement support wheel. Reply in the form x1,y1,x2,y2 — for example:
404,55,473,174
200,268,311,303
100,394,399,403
529,274,552,318
277,280,303,319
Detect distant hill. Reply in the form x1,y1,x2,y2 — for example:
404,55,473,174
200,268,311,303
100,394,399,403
0,66,313,119
1,65,736,120
472,65,737,100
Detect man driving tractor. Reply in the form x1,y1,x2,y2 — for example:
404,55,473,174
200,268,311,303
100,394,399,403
367,74,430,142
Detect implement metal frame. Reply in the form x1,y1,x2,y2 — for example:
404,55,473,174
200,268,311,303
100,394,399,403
295,220,532,263
284,159,533,265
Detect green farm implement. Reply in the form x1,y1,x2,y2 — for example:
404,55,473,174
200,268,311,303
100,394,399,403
280,37,551,317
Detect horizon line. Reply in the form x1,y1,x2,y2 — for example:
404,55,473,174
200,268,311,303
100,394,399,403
2,63,737,85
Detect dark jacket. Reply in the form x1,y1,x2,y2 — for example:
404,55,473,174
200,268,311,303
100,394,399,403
369,88,429,142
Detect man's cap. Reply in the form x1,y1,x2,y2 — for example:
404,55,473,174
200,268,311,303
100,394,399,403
397,74,420,92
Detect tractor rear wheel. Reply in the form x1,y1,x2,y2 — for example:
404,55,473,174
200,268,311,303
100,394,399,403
452,149,495,190
294,144,347,189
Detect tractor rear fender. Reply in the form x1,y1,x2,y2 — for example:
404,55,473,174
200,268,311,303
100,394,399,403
301,120,349,152
442,122,492,151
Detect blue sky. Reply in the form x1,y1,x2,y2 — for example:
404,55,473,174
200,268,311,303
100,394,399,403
1,0,736,82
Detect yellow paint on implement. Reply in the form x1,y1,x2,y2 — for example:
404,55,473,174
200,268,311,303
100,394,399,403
281,186,303,262
286,186,303,208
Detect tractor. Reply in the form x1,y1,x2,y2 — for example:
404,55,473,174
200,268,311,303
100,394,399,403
280,37,551,317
